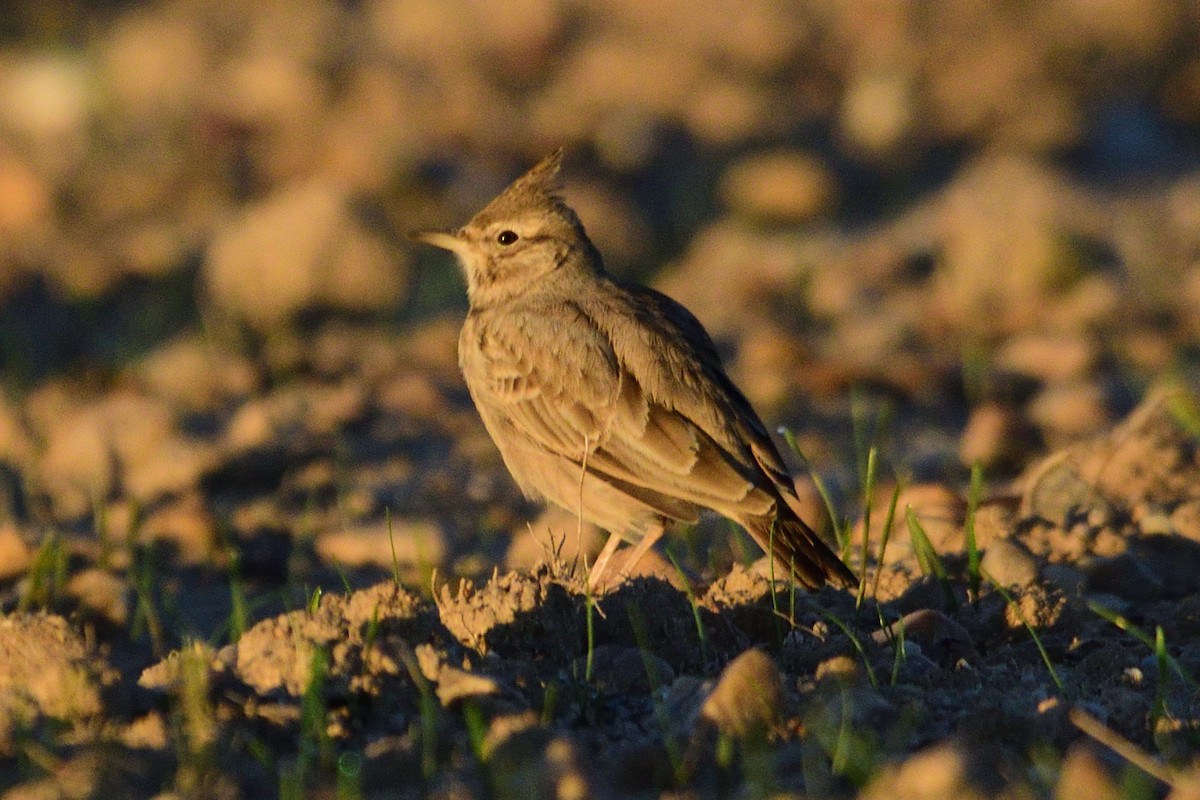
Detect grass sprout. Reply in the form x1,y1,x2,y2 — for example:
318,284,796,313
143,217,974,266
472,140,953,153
905,507,956,609
779,426,847,551
19,531,68,612
855,446,878,609
983,569,1065,696
870,481,903,602
666,547,712,668
964,462,984,599
1087,601,1196,688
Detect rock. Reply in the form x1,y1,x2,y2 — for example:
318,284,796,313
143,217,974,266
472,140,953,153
970,499,1018,549
719,150,835,223
980,538,1039,589
1054,744,1121,800
432,665,500,707
66,568,129,626
315,518,447,571
36,392,177,520
0,613,106,754
138,640,228,693
231,582,437,701
860,744,978,800
436,568,582,657
0,524,31,581
1171,499,1200,543
700,648,785,738
134,335,258,412
1021,451,1112,526
996,332,1097,383
870,609,976,665
203,181,407,331
959,402,1034,469
504,506,605,574
1028,380,1112,444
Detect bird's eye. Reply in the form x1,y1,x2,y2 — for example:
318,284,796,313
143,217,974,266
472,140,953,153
496,230,518,246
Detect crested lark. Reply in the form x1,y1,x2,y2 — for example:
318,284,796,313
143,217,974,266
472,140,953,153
412,150,856,591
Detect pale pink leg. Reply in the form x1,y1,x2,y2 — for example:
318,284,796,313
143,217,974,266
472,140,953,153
588,532,624,591
618,524,665,578
588,524,667,591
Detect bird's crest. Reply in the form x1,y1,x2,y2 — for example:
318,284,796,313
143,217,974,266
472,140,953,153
472,148,568,225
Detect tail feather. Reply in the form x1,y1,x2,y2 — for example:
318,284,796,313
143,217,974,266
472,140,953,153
746,509,857,590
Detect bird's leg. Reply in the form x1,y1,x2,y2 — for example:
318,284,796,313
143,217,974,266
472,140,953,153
588,523,667,592
617,523,665,578
588,532,623,591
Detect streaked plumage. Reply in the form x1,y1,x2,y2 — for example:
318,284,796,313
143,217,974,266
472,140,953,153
413,150,855,590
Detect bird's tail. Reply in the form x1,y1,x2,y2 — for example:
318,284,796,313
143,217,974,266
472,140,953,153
746,509,858,590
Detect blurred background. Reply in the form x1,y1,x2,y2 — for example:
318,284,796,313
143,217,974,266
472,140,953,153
0,0,1199,590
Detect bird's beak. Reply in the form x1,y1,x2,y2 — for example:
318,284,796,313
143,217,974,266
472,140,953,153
409,228,469,256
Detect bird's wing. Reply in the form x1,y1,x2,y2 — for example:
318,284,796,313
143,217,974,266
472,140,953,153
467,304,618,460
469,304,770,515
605,285,800,501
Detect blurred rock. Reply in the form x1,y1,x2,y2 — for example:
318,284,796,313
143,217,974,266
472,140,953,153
841,67,917,159
857,484,965,565
1027,380,1111,444
0,523,31,582
37,392,177,520
204,181,407,331
699,648,785,738
134,335,258,412
315,518,447,571
0,613,106,755
490,733,602,800
654,221,812,337
1079,553,1162,600
926,156,1101,334
139,493,219,566
0,54,90,176
1172,499,1200,543
970,499,1018,549
1054,744,1121,800
860,744,983,800
99,8,207,121
1022,387,1200,526
0,150,53,262
66,568,130,626
124,434,219,507
995,332,1097,383
870,608,976,665
980,538,1039,589
719,150,835,224
959,402,1035,470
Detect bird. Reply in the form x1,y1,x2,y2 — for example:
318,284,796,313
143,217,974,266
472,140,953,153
411,150,856,591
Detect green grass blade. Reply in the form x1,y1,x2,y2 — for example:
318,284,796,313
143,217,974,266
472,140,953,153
984,570,1065,695
870,481,902,601
779,426,846,550
855,447,878,610
964,461,984,599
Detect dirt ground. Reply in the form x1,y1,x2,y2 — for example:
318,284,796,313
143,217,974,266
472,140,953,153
3,1,1200,798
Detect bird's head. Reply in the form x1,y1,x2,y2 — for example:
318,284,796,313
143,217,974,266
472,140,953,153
411,149,599,306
